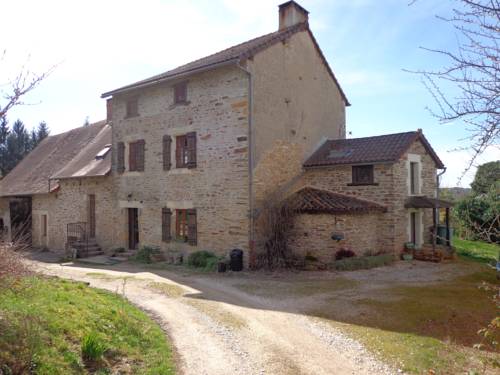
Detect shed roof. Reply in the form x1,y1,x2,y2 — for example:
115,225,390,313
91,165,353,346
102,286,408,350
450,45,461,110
287,187,387,214
0,121,107,197
404,196,454,209
101,22,349,105
304,131,444,169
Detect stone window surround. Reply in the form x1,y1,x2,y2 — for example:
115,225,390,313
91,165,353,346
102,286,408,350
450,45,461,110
165,125,196,174
406,209,424,248
406,153,422,196
165,201,194,244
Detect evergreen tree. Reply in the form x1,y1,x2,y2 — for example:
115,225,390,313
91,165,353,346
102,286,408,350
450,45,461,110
0,117,9,145
36,121,49,143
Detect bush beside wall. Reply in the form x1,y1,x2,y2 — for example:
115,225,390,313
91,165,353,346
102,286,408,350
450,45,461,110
332,254,394,271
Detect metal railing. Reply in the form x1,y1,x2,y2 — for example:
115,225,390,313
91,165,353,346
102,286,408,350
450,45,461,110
67,222,87,248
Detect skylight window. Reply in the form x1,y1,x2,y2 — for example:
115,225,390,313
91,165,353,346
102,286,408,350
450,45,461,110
328,149,352,159
95,144,111,160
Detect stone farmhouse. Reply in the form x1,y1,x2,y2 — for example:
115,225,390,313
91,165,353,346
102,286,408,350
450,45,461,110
0,1,452,266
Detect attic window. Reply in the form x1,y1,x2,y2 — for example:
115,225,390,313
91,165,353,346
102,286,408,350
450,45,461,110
95,144,111,160
174,82,188,104
328,149,352,159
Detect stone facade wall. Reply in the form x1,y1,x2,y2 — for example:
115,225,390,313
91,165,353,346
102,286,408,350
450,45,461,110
110,66,250,259
287,212,382,263
248,30,347,205
31,177,117,253
290,138,439,254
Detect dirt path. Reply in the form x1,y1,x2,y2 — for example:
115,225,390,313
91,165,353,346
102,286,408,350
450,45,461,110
33,261,397,375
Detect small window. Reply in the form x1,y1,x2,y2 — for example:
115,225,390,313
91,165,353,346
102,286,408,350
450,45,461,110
352,165,374,185
174,82,188,104
125,97,139,118
176,209,188,241
95,144,111,160
175,132,196,168
129,140,145,172
410,162,420,195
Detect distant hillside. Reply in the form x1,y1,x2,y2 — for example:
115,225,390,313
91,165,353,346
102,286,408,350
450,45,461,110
440,187,472,201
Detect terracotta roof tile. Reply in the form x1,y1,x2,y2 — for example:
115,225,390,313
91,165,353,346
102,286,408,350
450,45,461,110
405,196,454,209
304,131,444,169
287,187,387,214
101,23,349,105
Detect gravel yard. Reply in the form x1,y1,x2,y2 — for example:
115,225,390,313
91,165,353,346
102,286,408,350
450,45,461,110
30,256,498,375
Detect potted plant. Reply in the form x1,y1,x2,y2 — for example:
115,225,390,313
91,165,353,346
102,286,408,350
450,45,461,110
402,242,414,261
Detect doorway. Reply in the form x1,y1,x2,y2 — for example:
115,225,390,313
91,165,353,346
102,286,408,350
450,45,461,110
409,210,422,248
128,208,139,250
88,194,96,238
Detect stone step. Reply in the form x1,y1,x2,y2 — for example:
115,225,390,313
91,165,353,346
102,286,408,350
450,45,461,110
78,249,104,258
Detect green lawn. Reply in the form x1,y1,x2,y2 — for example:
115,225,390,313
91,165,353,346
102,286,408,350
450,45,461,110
453,236,499,263
0,276,175,375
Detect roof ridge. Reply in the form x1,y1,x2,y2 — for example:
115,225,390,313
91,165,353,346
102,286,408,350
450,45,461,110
327,131,417,142
45,120,107,140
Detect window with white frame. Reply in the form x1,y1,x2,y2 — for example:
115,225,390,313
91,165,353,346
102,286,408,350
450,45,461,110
407,154,421,195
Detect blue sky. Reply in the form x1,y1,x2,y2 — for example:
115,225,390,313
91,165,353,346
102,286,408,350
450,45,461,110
1,0,498,186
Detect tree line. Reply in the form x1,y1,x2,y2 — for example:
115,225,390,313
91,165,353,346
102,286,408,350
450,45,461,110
0,117,49,177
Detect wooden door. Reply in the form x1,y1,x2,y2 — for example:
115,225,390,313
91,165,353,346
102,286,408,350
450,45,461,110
128,208,139,250
88,195,96,238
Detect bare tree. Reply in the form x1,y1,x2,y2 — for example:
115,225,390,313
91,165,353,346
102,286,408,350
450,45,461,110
410,1,499,176
0,51,54,119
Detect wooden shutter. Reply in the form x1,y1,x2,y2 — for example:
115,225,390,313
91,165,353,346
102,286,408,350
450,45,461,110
186,132,197,169
117,142,125,173
136,140,145,172
129,142,137,171
187,209,197,245
162,207,172,242
163,135,172,171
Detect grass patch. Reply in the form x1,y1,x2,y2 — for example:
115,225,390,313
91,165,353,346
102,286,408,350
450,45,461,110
453,236,499,263
332,254,394,271
148,282,185,298
0,276,175,374
235,276,357,298
185,299,246,329
310,265,499,373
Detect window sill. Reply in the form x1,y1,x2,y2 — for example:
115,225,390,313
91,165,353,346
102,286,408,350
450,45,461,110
124,114,140,119
123,171,144,177
169,101,190,109
347,182,379,186
167,168,193,175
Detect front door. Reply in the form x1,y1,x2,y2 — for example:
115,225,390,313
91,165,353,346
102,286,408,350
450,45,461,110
88,194,96,238
410,212,417,245
128,208,139,250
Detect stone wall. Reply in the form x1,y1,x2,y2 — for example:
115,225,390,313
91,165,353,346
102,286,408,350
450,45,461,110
31,177,117,253
291,137,439,254
248,29,347,205
110,66,250,259
287,212,383,263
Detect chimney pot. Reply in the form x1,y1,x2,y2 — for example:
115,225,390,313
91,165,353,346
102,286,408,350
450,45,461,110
279,1,309,30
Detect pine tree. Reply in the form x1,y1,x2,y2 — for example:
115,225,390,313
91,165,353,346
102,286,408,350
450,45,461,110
36,121,49,143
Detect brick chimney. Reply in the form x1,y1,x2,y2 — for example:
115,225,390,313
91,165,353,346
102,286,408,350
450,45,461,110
279,1,309,30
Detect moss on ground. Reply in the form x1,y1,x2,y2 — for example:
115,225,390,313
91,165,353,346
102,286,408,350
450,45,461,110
0,277,175,374
148,282,185,298
310,266,499,374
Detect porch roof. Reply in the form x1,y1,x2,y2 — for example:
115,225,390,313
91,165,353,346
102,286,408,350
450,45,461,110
404,196,454,209
287,187,387,214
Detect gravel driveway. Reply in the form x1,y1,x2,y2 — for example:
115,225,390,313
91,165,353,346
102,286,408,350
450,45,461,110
33,260,397,375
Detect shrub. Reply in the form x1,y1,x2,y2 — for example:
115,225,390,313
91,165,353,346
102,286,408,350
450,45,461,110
133,246,160,264
81,332,107,363
0,241,32,290
187,251,219,271
332,254,394,271
335,248,356,261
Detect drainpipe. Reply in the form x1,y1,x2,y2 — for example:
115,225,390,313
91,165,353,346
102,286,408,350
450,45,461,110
434,167,447,251
236,60,255,267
